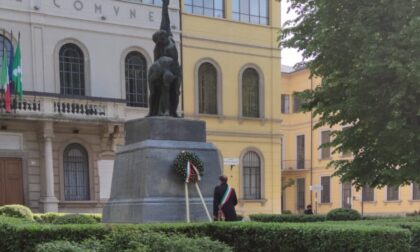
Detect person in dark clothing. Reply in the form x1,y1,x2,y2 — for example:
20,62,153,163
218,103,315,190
304,204,313,215
213,175,238,221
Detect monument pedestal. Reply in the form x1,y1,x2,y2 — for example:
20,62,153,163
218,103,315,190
102,117,221,223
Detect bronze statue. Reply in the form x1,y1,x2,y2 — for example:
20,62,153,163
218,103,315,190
148,0,180,117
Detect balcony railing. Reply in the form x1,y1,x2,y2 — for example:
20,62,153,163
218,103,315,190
0,93,128,122
282,160,311,171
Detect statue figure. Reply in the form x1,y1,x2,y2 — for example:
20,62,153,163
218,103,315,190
148,0,180,117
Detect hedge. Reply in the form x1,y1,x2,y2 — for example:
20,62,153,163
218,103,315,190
35,232,231,252
147,222,410,252
249,214,326,223
0,216,413,252
326,208,362,221
0,217,109,252
52,214,98,225
0,205,34,221
34,213,101,224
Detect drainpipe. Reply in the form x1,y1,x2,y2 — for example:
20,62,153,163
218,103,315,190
310,76,314,208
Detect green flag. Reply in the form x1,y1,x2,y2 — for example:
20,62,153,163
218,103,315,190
12,39,22,100
1,47,9,89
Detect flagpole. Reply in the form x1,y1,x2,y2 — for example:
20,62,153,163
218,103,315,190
1,29,5,112
10,30,17,113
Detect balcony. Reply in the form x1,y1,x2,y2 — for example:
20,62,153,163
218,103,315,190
0,92,131,123
281,160,311,172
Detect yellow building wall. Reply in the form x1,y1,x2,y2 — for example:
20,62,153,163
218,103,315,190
281,68,420,215
180,0,282,216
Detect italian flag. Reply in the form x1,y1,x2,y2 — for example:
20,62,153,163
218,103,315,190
185,161,201,183
12,37,22,100
1,47,11,112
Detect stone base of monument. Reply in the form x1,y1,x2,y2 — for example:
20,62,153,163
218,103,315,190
102,117,221,223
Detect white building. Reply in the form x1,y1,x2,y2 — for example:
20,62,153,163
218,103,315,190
0,0,180,213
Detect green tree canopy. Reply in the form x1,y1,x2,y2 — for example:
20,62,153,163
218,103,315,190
282,0,420,188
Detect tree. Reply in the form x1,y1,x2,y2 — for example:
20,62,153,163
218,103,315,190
281,0,420,188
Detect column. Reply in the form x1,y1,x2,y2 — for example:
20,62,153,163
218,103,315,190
41,121,58,212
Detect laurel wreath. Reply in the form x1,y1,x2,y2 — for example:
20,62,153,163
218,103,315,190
174,151,204,183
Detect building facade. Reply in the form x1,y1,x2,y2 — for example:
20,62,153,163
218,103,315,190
0,0,181,213
180,0,283,215
280,66,420,216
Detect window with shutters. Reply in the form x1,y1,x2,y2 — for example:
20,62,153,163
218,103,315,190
293,95,302,113
387,186,399,201
184,0,224,18
413,183,420,200
59,43,85,96
242,68,260,118
0,35,13,71
125,51,148,108
296,135,305,169
341,126,352,157
320,130,331,159
296,178,305,210
362,185,374,202
232,0,268,25
243,151,261,199
63,144,90,201
198,62,218,115
321,176,331,203
281,94,290,114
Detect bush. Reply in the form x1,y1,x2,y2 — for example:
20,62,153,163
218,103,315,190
0,205,34,221
52,214,98,225
282,210,292,214
236,215,244,221
100,229,231,252
34,213,101,224
34,213,66,224
0,216,108,252
35,241,88,252
249,214,326,223
0,216,413,252
326,208,362,221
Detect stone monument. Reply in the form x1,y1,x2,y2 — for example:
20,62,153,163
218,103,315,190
102,0,221,223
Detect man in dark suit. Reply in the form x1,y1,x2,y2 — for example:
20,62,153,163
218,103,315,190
213,175,238,221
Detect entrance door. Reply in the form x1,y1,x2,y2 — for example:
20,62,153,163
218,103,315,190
342,182,352,209
0,158,23,206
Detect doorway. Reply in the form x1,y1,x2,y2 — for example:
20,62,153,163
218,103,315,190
342,181,352,209
0,158,23,206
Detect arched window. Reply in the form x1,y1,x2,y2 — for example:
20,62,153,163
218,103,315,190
198,62,218,114
63,143,90,201
242,68,260,118
0,35,13,71
59,43,85,96
125,52,148,107
243,151,261,199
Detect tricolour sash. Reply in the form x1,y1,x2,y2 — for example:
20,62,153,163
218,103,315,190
219,185,233,209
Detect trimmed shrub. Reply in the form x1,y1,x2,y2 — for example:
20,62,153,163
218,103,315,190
149,222,410,252
52,214,98,225
34,213,67,224
35,241,88,252
101,229,231,252
282,210,292,214
0,216,108,252
326,208,362,221
34,213,101,224
0,205,34,221
250,214,326,223
0,216,413,252
236,215,244,221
